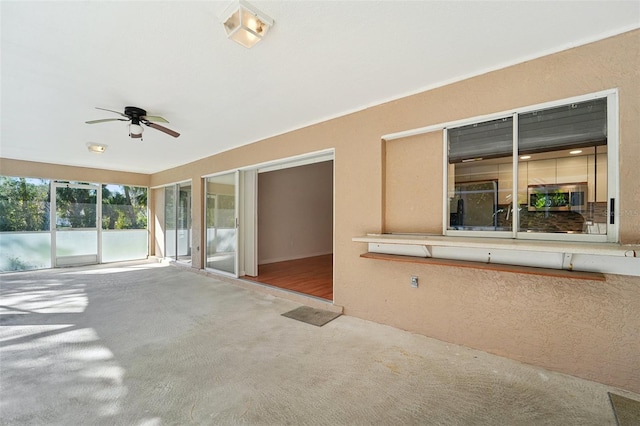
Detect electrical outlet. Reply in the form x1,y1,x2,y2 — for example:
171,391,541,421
411,276,419,288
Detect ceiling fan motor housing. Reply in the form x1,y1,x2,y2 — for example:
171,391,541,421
125,106,147,125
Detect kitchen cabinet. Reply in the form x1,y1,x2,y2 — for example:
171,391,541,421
527,159,556,185
556,156,587,184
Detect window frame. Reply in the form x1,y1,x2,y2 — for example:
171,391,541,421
442,89,619,243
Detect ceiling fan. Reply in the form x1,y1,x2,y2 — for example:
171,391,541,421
85,106,180,139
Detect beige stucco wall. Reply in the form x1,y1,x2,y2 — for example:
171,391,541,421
383,132,443,233
147,30,640,392
152,187,165,259
0,158,149,187
2,30,638,392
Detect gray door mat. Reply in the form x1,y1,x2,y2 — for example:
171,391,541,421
281,306,341,327
609,392,640,426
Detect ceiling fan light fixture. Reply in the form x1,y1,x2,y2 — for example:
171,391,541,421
129,123,144,137
87,143,107,154
221,0,274,48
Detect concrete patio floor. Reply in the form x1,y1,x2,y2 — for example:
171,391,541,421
1,260,636,425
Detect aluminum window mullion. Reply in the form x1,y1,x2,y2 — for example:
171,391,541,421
174,184,179,261
512,113,519,238
97,184,102,264
442,129,450,235
50,181,56,267
606,92,620,243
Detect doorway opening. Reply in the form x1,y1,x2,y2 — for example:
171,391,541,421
243,159,334,301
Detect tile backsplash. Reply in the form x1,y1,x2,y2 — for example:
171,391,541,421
496,202,607,233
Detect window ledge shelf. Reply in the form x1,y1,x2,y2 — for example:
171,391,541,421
353,234,638,257
352,234,640,277
360,252,606,281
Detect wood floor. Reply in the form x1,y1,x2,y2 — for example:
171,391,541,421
243,254,333,300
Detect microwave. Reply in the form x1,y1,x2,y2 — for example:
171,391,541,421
528,183,587,212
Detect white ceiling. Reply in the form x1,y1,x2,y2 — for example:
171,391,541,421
1,1,638,174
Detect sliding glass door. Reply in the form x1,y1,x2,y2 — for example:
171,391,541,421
205,172,238,276
164,181,192,264
177,182,192,262
164,185,176,259
52,182,99,267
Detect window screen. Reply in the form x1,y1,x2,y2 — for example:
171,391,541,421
518,98,607,154
448,117,513,163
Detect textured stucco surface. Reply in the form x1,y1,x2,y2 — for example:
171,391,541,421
341,260,640,392
1,261,637,425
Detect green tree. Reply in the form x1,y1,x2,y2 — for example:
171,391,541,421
102,185,147,230
0,178,147,232
0,177,50,231
55,185,97,228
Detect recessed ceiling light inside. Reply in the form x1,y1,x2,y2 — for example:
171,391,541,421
520,155,531,160
87,143,107,154
569,150,583,155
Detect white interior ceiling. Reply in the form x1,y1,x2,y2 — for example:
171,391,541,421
1,1,638,174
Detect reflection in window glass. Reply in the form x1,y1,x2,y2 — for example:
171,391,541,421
518,99,607,235
448,97,608,237
205,174,236,274
447,117,513,232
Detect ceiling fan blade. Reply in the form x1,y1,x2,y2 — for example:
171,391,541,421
95,107,128,118
146,122,180,138
142,115,169,123
85,118,128,124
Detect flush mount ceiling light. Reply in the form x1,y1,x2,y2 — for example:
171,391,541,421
87,143,107,154
221,0,274,48
569,149,583,155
